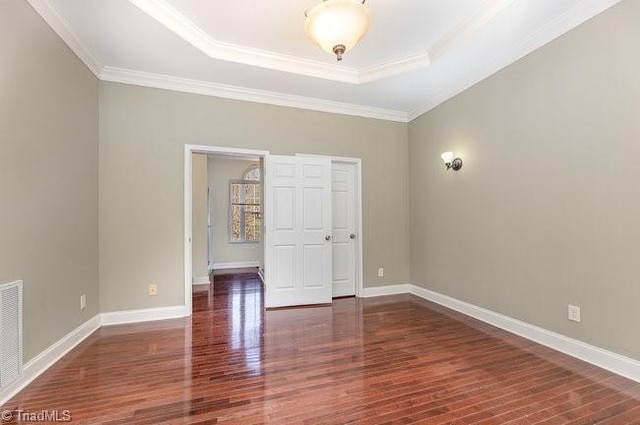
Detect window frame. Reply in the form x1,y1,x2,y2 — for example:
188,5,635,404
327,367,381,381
228,179,261,244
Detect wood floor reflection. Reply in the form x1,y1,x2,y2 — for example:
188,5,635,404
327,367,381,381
2,272,640,424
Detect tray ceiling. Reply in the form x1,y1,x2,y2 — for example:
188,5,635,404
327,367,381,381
28,0,622,121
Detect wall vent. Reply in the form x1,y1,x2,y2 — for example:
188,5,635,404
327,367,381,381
0,280,23,390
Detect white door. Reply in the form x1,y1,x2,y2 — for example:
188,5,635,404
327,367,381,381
264,155,333,308
331,162,357,297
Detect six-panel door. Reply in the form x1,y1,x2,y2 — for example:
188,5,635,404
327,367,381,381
264,155,333,308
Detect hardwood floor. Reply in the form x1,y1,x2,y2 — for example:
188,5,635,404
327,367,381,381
2,273,640,424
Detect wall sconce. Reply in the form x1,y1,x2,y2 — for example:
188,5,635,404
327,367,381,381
441,152,463,171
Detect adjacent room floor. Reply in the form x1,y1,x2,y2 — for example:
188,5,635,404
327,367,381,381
3,273,640,424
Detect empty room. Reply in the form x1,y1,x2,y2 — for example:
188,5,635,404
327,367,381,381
1,0,640,423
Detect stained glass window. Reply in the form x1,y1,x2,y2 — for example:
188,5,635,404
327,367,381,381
229,165,261,243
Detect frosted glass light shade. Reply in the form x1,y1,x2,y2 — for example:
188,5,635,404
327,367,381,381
441,152,455,164
305,0,371,61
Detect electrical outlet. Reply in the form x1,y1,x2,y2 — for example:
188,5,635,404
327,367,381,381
148,284,158,296
378,268,384,278
80,294,86,310
568,304,581,323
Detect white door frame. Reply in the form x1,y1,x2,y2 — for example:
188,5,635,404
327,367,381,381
207,186,214,269
296,154,364,297
184,144,269,315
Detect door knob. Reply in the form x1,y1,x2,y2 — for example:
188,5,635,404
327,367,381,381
325,235,333,241
349,234,356,239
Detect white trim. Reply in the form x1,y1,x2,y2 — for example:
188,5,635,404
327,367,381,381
258,269,265,285
360,284,410,298
31,0,516,86
0,315,101,406
184,147,193,315
30,0,623,122
192,276,210,285
101,67,409,123
427,0,516,62
124,0,512,85
101,305,189,326
127,0,359,84
355,53,430,84
0,304,194,405
408,0,624,121
188,145,270,158
26,0,103,77
185,145,270,317
408,285,640,383
210,261,260,271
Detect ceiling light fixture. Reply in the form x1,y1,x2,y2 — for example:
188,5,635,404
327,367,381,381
304,0,371,61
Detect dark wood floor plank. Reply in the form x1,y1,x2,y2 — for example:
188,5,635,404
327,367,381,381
2,273,639,424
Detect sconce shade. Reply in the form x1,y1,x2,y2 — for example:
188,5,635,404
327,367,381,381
305,0,371,61
441,152,455,164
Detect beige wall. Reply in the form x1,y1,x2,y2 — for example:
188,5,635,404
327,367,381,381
7,0,638,372
4,0,638,371
208,156,262,267
409,1,640,360
192,154,209,279
0,0,99,361
99,82,410,312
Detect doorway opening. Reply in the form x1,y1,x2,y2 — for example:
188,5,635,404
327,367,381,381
186,146,363,314
205,155,264,279
185,145,269,315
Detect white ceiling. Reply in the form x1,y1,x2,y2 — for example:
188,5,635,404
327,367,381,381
29,0,622,121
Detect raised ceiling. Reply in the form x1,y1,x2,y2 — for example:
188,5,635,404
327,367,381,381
29,0,621,121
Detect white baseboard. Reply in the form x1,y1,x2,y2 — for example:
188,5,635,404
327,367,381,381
0,314,101,406
192,276,210,285
209,261,260,271
408,284,640,383
0,305,191,406
101,305,189,326
360,284,410,298
7,285,638,409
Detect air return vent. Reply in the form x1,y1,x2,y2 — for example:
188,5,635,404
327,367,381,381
0,280,23,390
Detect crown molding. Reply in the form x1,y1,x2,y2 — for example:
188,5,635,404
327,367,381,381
100,67,409,122
127,0,361,84
125,0,523,85
407,0,624,122
127,0,438,84
358,53,431,84
428,0,516,63
27,0,623,123
25,0,408,121
26,0,103,77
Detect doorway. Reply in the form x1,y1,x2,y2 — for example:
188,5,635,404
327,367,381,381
206,155,264,276
186,147,363,314
185,145,269,315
